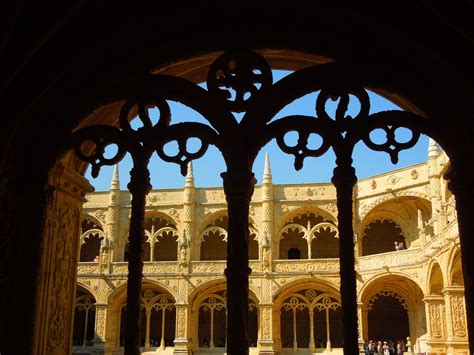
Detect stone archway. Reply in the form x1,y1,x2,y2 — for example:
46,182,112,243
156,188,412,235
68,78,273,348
367,291,409,343
360,274,426,352
273,281,342,353
1,37,472,354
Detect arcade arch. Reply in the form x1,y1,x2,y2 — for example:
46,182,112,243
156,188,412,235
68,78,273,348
80,216,105,262
277,210,338,260
189,281,259,352
72,286,96,349
124,213,178,262
199,213,259,261
116,284,176,351
273,280,342,352
359,274,426,348
358,196,432,256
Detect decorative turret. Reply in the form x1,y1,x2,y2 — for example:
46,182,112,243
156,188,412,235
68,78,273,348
263,152,272,184
183,161,195,261
185,161,194,188
110,164,120,190
261,153,274,270
427,138,442,235
107,164,121,258
428,138,440,159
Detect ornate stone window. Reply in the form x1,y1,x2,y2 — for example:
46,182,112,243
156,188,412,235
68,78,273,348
279,212,338,259
80,217,105,262
280,289,341,352
119,288,175,351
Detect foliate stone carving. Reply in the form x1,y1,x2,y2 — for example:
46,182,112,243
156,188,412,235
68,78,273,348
280,204,289,215
274,260,339,272
143,264,179,274
325,203,337,213
367,291,408,311
451,296,466,337
94,209,106,224
169,208,180,221
358,248,424,270
147,194,159,205
191,262,226,273
387,174,400,186
411,169,419,180
370,179,377,190
262,307,272,339
111,264,129,274
176,307,186,337
46,203,81,354
77,264,100,274
430,303,443,338
95,307,106,338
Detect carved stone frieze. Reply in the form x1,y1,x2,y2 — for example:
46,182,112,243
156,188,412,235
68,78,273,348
273,260,339,273
143,263,179,274
191,262,226,273
451,295,467,337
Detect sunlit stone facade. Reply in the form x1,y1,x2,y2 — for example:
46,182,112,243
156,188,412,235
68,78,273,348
74,143,468,354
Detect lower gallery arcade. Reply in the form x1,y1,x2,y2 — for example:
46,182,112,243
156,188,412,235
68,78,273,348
65,145,469,354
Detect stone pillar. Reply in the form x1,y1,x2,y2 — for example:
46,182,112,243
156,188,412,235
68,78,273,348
445,165,474,353
107,164,121,261
173,304,191,354
443,287,468,342
222,171,256,354
34,163,93,355
361,306,369,342
332,163,359,353
423,295,445,342
91,304,108,354
357,301,366,349
258,304,275,354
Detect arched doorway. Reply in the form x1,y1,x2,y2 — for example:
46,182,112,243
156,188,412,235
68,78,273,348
367,293,409,342
118,286,176,351
72,287,96,349
277,287,341,352
360,275,426,350
192,283,259,352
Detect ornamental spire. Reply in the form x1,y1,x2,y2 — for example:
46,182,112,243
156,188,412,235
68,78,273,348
428,138,440,158
110,164,120,190
263,152,272,184
185,161,194,187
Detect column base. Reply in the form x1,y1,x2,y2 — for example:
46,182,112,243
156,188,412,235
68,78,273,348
173,337,192,354
258,339,276,354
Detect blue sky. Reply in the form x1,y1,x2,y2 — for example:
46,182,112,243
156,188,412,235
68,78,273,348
86,70,428,191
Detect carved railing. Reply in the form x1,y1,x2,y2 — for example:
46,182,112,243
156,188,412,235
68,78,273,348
77,262,101,275
274,259,340,273
357,248,423,271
